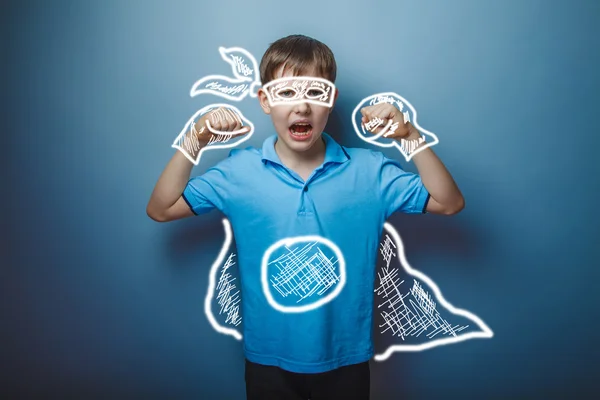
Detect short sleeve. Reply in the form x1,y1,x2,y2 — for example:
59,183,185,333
379,153,430,218
182,154,235,216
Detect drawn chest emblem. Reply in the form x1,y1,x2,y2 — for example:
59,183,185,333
261,236,346,313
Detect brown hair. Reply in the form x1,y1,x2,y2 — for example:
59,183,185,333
259,34,337,85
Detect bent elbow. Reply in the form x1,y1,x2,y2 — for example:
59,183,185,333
146,205,167,222
445,197,465,215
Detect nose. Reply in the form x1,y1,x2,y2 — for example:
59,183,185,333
293,100,311,115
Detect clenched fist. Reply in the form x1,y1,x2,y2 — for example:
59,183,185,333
193,106,251,146
360,103,419,140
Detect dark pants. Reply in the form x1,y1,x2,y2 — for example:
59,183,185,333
244,359,370,400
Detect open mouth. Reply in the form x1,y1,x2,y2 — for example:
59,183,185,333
289,122,313,140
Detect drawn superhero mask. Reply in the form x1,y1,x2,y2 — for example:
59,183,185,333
262,77,336,108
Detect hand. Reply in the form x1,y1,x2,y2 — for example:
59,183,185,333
193,106,251,146
360,103,420,140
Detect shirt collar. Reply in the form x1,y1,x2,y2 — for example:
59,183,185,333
261,132,351,166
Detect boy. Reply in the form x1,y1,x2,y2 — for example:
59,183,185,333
147,34,464,400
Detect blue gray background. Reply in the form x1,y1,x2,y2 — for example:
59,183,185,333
3,0,599,398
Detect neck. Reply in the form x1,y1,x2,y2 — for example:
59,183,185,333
275,135,326,169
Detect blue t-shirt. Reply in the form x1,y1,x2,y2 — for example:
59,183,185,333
183,132,430,373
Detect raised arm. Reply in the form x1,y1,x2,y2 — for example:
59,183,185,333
146,150,197,222
407,127,464,215
146,107,250,222
360,103,464,215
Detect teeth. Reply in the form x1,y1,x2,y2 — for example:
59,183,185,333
290,128,312,136
290,122,312,136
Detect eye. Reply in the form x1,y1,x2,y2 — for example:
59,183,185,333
306,88,326,99
275,88,298,99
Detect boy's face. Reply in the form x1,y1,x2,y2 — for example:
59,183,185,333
258,64,338,154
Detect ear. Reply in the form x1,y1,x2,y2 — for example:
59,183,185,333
257,88,271,115
328,87,339,114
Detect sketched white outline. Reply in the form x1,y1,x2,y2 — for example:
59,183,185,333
215,253,242,327
352,92,440,162
374,222,494,361
202,220,493,353
218,46,256,80
204,218,243,341
171,103,254,165
190,46,261,101
263,77,336,109
261,236,346,313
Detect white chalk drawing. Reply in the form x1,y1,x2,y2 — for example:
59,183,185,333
373,223,493,361
204,219,243,341
261,236,346,313
269,242,340,302
263,77,336,108
202,219,492,355
191,58,486,354
366,118,426,154
364,116,387,132
190,46,262,101
171,103,255,165
172,46,260,164
352,93,440,162
396,136,426,155
203,106,249,137
216,253,242,327
376,258,469,339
